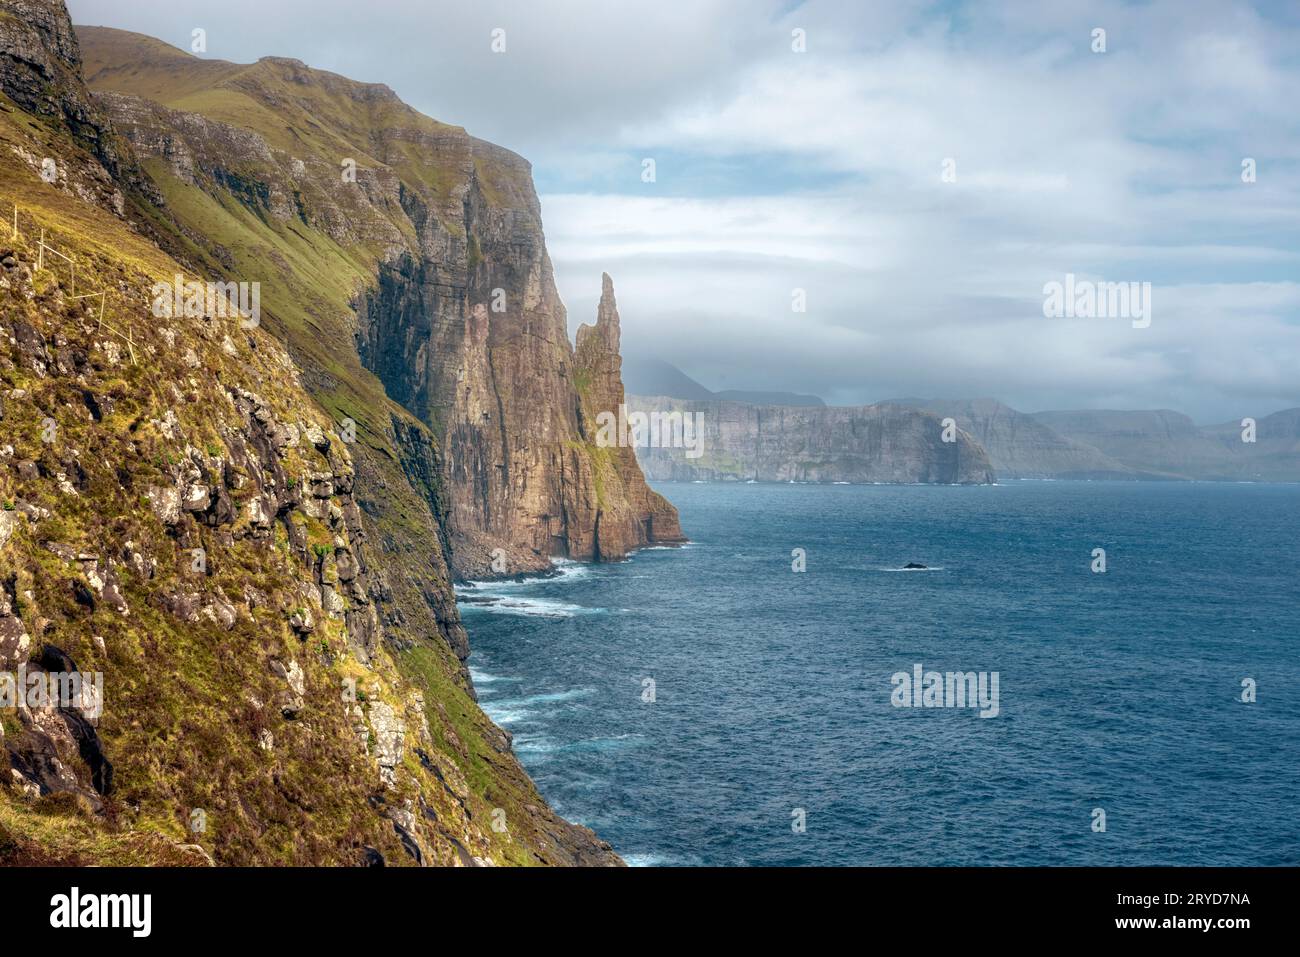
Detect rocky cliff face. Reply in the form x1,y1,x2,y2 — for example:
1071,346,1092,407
75,25,682,580
572,275,684,552
1,1,620,865
0,0,113,172
0,1,154,208
626,396,996,484
351,165,683,574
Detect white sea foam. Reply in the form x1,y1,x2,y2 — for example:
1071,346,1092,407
509,732,555,755
481,687,596,727
460,570,589,595
480,704,536,726
468,667,522,686
514,732,643,756
622,852,700,867
491,688,596,708
457,557,595,595
459,596,597,617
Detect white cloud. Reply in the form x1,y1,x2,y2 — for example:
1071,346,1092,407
68,0,1300,420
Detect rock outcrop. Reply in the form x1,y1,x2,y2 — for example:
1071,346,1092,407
625,396,996,484
573,275,684,552
0,0,153,208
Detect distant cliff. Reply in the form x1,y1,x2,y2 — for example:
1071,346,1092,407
625,396,996,484
1033,408,1300,482
883,398,1145,479
889,399,1300,482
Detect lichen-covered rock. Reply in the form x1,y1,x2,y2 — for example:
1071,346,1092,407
269,658,305,717
0,509,18,549
367,699,404,789
146,484,182,525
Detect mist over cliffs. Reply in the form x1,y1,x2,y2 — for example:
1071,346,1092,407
882,398,1141,480
894,400,1300,482
625,360,1300,483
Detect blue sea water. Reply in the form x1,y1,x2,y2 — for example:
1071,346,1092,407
460,481,1300,866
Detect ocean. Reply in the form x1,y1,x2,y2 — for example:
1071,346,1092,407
459,481,1300,866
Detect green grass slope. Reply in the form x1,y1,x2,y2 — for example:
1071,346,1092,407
0,79,615,865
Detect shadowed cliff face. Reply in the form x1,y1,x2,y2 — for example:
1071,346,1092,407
0,0,109,160
0,1,153,208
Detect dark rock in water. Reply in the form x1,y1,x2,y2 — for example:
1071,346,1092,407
903,562,928,569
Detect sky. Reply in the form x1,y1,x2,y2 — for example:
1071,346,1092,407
67,0,1300,422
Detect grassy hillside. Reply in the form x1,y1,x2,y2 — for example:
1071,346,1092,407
0,77,614,864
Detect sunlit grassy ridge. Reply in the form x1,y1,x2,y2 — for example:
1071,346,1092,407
80,26,500,203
